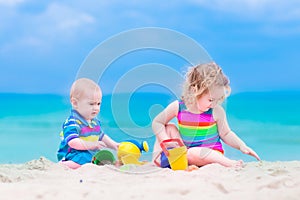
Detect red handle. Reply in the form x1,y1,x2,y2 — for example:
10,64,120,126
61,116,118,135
153,152,162,167
160,138,184,157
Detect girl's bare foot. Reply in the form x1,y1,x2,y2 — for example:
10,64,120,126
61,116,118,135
225,159,244,168
185,165,199,171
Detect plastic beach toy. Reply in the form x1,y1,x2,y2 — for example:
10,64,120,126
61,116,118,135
92,150,116,165
154,138,188,170
117,140,149,165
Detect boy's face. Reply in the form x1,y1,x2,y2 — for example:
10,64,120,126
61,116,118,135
72,88,102,121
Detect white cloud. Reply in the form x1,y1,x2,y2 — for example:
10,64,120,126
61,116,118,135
189,0,300,21
187,0,300,36
34,3,95,39
0,0,25,6
1,0,300,54
0,2,96,53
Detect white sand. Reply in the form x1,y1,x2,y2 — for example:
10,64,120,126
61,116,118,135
1,157,300,200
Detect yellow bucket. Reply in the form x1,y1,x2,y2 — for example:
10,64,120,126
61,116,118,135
167,146,188,170
160,139,188,170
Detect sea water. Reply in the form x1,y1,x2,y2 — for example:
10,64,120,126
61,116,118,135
0,91,299,164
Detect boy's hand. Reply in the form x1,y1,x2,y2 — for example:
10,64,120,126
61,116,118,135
95,141,107,149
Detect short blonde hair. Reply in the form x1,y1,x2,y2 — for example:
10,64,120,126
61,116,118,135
182,62,230,105
70,78,101,100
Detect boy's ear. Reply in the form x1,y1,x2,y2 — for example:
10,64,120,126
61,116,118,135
70,97,78,108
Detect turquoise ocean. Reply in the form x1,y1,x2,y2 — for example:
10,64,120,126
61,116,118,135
1,91,299,164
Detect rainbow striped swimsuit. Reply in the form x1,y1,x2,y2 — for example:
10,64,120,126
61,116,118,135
177,101,224,153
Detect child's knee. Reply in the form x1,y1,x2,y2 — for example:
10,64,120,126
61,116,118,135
165,124,179,137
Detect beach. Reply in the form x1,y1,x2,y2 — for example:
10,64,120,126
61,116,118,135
1,92,299,199
1,157,300,200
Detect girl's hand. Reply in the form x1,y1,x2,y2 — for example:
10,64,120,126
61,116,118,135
240,146,261,161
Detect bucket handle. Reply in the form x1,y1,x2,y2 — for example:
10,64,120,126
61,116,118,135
160,138,184,157
153,152,161,167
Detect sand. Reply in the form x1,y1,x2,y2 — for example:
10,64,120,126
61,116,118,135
0,157,300,200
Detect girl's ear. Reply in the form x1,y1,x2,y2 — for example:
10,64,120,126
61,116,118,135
191,86,198,95
70,97,78,108
225,86,231,98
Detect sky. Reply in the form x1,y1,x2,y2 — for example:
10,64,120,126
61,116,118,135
0,0,300,95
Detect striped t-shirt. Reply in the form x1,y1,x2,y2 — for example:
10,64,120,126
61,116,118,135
57,109,105,161
177,101,224,153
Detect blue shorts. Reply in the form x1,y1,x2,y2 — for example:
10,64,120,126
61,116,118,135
64,150,97,165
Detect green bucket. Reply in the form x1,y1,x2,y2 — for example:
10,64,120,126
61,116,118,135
92,150,116,165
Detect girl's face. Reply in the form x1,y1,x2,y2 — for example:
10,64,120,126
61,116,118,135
72,88,102,122
195,86,225,112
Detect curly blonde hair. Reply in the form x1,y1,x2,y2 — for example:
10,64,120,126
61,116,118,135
182,62,230,106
